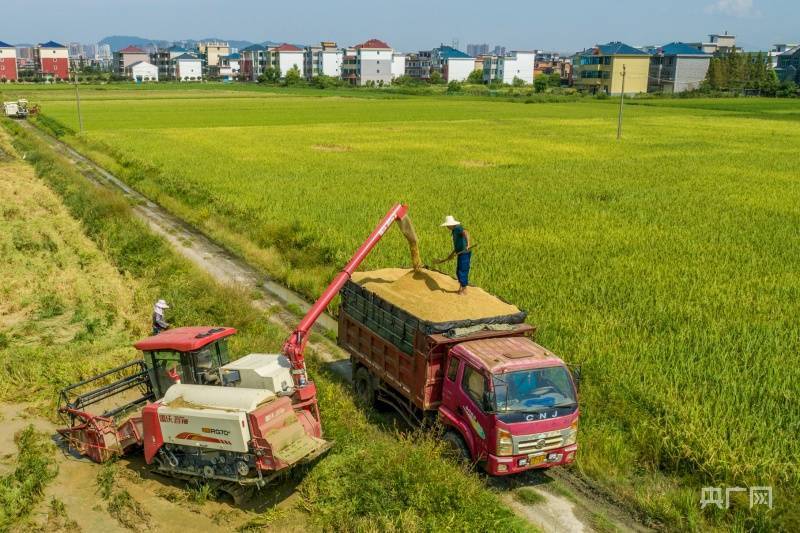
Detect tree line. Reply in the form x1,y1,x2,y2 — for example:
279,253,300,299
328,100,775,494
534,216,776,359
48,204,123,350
702,51,796,96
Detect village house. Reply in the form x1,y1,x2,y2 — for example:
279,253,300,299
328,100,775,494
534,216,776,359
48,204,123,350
572,42,649,95
35,41,70,80
127,61,158,82
270,43,305,78
113,45,149,76
483,50,535,85
430,46,474,82
0,41,18,81
648,42,711,93
174,53,203,81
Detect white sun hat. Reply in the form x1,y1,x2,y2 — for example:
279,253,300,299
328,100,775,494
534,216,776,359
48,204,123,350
440,215,461,227
155,299,170,310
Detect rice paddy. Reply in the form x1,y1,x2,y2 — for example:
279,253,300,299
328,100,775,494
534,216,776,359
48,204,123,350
7,85,799,529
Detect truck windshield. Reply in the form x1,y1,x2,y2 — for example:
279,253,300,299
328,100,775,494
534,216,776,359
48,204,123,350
492,366,576,413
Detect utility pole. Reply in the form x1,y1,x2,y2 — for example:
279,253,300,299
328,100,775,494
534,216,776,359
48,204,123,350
616,64,626,140
73,69,83,134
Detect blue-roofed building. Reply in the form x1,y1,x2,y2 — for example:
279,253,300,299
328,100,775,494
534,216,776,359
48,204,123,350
649,42,712,93
151,46,191,80
220,52,241,80
431,45,476,82
775,45,800,84
34,40,69,80
573,42,649,95
0,40,18,81
240,44,268,81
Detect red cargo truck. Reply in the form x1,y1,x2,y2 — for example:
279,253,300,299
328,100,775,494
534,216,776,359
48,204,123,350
338,275,580,475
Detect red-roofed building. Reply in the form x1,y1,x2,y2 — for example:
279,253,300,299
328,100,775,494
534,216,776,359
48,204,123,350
356,39,391,50
35,41,69,80
269,43,305,78
351,38,395,86
0,41,17,81
113,45,149,75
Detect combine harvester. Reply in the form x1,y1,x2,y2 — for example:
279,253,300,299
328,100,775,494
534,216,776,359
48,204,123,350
3,99,30,119
58,204,415,496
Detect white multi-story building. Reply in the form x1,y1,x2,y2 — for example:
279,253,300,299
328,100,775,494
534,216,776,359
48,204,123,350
271,43,305,77
483,51,535,84
219,53,240,79
175,53,202,81
391,53,406,79
353,38,394,85
770,44,799,68
689,33,739,55
304,41,343,79
431,45,475,82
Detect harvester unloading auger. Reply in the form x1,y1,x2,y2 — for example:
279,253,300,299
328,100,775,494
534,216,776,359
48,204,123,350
58,203,417,496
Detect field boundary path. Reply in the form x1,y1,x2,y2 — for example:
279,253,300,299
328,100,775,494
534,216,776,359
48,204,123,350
21,121,648,533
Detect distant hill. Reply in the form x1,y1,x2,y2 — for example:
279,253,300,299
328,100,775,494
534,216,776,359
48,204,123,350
99,36,170,51
99,35,278,52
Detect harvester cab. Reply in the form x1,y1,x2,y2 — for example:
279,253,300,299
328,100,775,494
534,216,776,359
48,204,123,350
134,326,238,397
58,326,238,425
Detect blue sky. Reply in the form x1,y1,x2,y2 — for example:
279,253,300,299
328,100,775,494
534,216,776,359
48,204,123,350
2,0,797,52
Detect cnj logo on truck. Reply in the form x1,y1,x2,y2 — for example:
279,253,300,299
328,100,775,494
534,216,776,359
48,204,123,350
526,410,561,421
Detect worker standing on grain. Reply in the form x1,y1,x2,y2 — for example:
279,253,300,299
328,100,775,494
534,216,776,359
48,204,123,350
438,215,472,295
152,299,170,335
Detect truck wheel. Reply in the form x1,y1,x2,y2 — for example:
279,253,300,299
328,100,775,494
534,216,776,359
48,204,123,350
443,430,471,463
354,367,375,407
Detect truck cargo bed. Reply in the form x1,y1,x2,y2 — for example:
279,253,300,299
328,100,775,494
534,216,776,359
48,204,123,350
340,270,533,416
343,268,526,355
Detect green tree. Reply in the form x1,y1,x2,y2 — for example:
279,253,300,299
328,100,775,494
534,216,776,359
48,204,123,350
512,76,526,87
776,80,798,97
467,69,484,84
283,65,301,86
258,67,280,84
429,70,444,84
705,57,725,90
447,80,463,93
547,72,562,87
533,74,548,93
725,51,746,90
392,75,417,86
761,68,779,96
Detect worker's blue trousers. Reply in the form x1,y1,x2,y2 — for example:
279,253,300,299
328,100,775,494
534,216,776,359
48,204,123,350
456,252,472,287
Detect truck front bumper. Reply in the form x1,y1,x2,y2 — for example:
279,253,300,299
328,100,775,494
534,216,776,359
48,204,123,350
486,444,578,476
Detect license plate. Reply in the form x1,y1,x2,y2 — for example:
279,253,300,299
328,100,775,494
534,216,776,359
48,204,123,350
528,453,546,466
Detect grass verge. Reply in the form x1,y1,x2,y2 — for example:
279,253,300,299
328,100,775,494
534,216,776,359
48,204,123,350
0,427,58,529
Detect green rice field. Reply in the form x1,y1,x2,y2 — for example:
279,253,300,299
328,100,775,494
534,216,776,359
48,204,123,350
7,85,799,530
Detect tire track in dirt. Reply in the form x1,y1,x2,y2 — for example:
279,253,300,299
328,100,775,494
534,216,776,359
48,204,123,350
0,403,305,532
20,121,649,533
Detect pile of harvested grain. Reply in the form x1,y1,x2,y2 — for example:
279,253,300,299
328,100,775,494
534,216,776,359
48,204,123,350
351,268,520,323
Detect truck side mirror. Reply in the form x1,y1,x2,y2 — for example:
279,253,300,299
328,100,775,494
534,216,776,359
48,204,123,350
568,364,582,392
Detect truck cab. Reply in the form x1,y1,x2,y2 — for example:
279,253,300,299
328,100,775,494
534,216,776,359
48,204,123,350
439,337,579,475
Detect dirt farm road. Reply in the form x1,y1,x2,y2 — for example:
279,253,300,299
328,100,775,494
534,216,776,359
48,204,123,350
20,121,649,533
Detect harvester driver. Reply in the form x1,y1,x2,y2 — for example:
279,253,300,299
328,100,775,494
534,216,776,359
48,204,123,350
152,299,170,335
437,215,472,295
